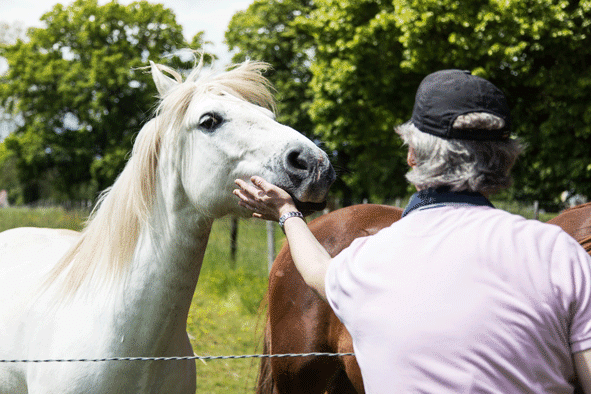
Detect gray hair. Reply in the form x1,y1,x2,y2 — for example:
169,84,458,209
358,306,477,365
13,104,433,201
396,112,525,195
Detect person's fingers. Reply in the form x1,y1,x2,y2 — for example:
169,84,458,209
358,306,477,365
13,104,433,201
236,178,276,207
251,176,274,193
235,186,271,216
234,177,296,222
233,188,253,205
234,178,248,189
235,179,262,199
251,176,293,199
236,198,256,213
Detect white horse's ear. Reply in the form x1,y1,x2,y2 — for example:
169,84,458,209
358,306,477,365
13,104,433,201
150,61,179,97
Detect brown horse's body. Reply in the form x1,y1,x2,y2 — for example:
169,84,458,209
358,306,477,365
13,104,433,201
258,202,591,394
548,202,591,252
257,204,401,393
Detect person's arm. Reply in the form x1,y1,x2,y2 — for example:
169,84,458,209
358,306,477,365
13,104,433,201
574,349,591,393
233,176,332,301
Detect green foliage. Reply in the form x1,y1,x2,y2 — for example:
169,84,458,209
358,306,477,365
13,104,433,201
0,0,209,203
226,0,591,205
226,0,317,137
0,139,22,204
388,0,591,206
302,0,415,203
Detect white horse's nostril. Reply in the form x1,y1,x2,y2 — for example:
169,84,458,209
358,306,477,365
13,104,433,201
286,146,311,173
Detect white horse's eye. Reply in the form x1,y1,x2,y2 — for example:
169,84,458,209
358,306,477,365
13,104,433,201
198,113,223,132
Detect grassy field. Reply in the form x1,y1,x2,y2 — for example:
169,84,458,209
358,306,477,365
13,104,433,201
491,199,557,222
190,217,281,393
0,206,88,232
0,203,557,392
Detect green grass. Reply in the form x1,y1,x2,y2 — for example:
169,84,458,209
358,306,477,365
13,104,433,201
0,202,557,392
491,200,557,222
0,206,87,232
190,218,283,393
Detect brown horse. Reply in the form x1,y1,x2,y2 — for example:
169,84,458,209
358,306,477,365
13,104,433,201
257,202,591,393
548,201,591,252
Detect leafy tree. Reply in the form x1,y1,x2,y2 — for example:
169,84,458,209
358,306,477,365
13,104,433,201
0,21,26,203
302,0,591,206
390,0,591,206
0,140,21,204
225,0,404,204
301,0,418,203
225,0,317,139
0,0,208,203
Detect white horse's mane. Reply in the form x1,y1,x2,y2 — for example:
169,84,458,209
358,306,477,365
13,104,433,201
47,60,276,295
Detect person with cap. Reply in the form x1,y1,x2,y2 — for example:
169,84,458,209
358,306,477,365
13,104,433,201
234,70,591,393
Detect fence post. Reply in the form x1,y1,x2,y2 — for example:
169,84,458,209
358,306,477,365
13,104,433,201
230,217,238,268
267,221,275,272
533,200,539,220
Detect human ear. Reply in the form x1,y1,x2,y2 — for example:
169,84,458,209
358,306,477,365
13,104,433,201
407,147,417,168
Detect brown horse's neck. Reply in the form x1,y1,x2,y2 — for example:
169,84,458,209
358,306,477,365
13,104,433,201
578,234,591,253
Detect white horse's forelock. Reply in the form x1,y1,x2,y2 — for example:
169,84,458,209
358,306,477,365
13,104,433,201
45,60,277,297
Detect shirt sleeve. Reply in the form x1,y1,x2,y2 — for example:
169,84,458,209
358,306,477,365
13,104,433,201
550,231,591,353
325,235,371,326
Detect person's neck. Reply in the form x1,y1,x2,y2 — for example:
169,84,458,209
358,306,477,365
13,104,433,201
415,186,489,199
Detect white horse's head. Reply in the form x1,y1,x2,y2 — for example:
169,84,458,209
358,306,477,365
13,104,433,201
148,60,335,218
42,60,335,297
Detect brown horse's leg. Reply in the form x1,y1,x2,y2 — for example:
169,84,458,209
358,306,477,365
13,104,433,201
330,315,364,393
341,355,364,393
269,304,343,393
272,356,342,393
256,320,274,394
326,368,359,394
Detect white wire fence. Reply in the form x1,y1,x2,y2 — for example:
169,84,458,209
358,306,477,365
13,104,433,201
0,352,355,363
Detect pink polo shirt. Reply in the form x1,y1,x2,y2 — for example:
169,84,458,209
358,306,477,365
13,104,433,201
326,205,591,393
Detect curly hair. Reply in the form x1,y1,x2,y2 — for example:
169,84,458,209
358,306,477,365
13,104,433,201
396,113,525,195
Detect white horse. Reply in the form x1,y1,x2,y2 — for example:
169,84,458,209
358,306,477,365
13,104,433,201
0,60,335,393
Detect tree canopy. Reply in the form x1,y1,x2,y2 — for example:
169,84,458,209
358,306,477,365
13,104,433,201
226,0,316,137
0,0,208,203
2,0,590,207
226,0,591,206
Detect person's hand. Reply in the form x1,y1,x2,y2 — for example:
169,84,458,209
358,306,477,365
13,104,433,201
233,176,298,221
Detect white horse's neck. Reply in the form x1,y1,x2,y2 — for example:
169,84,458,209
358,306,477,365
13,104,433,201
106,160,212,358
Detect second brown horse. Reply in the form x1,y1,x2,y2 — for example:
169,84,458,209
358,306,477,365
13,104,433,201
257,202,591,393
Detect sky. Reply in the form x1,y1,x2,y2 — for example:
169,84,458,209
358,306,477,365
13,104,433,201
0,0,254,66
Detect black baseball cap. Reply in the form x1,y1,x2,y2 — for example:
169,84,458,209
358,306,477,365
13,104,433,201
410,69,511,141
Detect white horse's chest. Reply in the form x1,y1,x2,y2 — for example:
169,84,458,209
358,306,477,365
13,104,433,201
0,227,197,394
0,228,79,335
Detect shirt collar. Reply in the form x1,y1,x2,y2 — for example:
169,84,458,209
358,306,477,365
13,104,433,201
402,186,495,218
